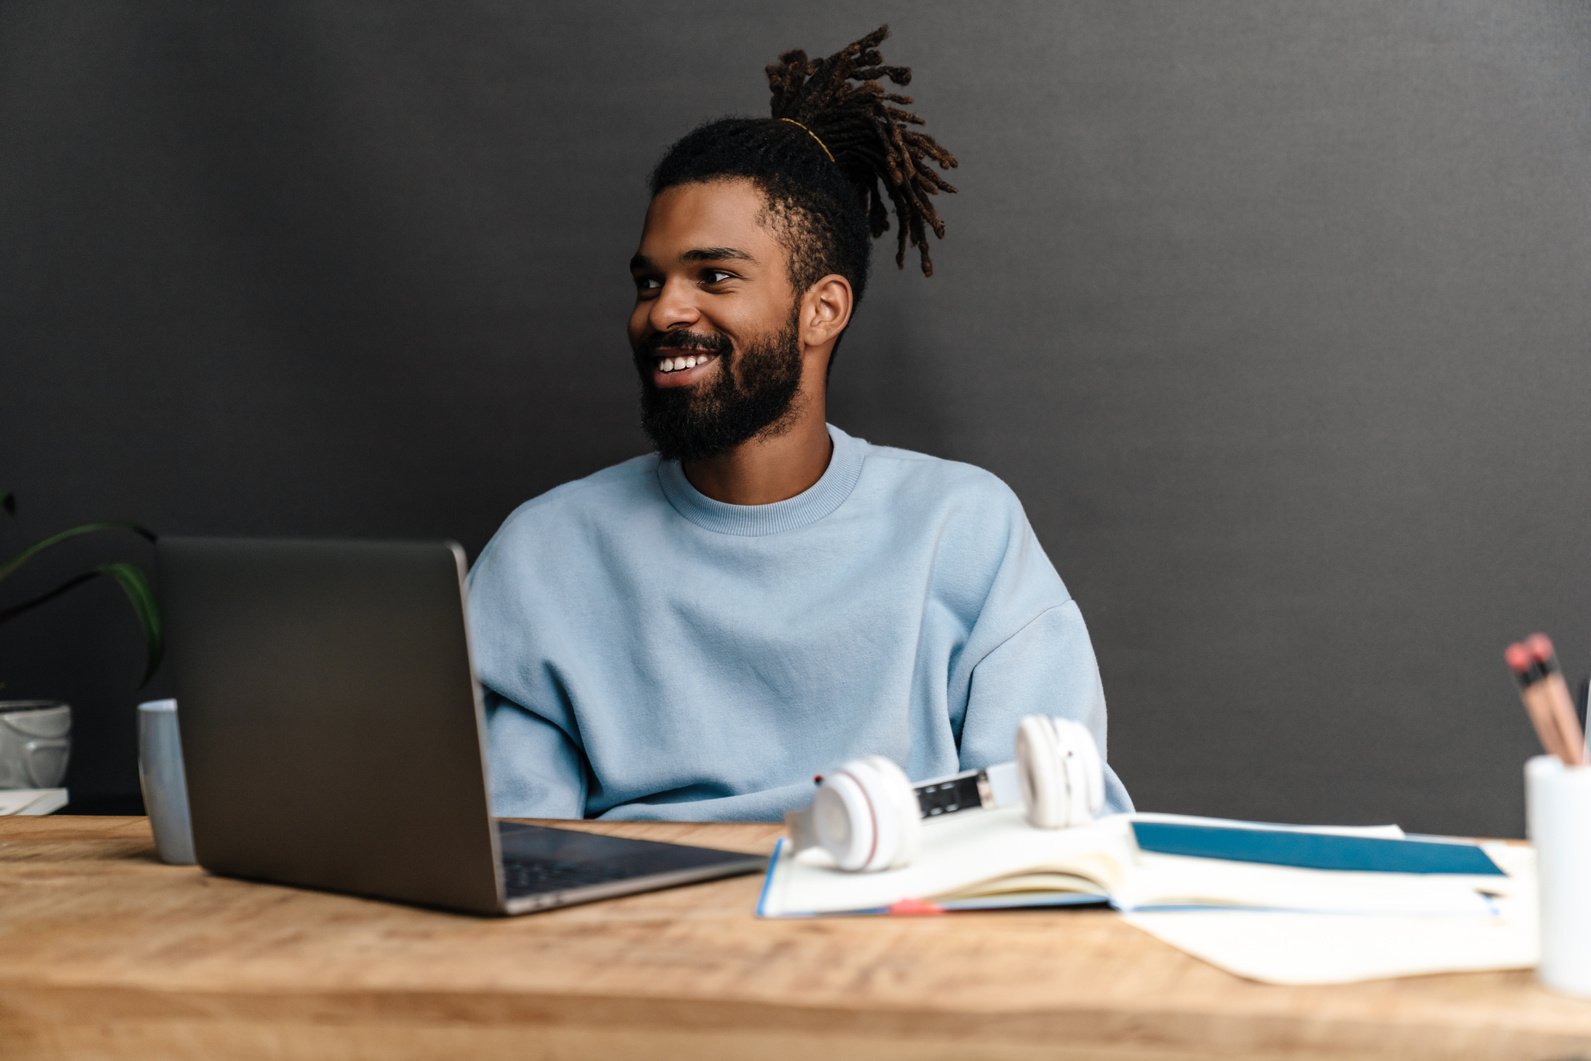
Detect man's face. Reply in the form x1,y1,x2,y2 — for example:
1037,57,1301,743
628,179,806,462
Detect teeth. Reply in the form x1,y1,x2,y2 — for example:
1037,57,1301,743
658,354,712,373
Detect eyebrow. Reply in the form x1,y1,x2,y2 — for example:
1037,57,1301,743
684,246,756,263
630,247,757,272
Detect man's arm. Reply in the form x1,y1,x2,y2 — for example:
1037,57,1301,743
481,688,588,819
943,476,1133,814
467,511,591,820
959,601,1133,814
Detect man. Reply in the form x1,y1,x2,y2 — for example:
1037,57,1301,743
468,27,1131,820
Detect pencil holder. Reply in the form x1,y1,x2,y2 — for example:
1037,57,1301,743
1526,755,1591,998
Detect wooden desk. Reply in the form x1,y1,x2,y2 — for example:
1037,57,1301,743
2,817,1589,1060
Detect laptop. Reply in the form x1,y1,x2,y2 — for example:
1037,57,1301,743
157,536,767,915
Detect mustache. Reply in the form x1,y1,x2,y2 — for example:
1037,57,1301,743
638,329,732,358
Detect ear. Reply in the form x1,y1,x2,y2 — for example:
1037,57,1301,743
798,274,853,353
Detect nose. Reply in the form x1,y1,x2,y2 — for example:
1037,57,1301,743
645,277,701,334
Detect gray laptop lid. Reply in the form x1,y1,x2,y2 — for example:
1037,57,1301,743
159,538,506,914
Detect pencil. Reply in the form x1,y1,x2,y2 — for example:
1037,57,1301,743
1507,641,1565,761
1527,633,1587,767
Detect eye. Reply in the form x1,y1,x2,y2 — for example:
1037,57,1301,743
700,269,736,286
633,275,661,296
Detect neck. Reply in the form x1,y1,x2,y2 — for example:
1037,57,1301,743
682,397,832,506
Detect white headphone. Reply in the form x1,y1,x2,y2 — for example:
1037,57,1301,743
785,715,1106,872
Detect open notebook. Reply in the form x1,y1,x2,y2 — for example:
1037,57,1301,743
756,807,1515,918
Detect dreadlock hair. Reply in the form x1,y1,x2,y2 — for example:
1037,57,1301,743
648,25,958,356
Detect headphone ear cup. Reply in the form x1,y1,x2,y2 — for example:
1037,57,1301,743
1016,716,1066,829
1071,721,1107,821
812,755,920,871
1016,716,1105,829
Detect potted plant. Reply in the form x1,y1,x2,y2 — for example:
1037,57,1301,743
0,490,162,792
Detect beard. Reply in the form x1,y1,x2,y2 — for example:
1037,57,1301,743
634,312,804,462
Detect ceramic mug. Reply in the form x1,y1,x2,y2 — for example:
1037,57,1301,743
138,699,196,865
0,700,71,789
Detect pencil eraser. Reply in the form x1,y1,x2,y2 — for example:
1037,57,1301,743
888,898,945,916
1506,643,1534,673
1529,633,1558,664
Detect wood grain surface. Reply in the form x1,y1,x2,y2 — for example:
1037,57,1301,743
1,816,1588,1060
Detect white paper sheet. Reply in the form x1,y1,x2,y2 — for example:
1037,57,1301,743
1122,843,1537,984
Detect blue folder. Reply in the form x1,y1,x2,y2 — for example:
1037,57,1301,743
1130,822,1505,877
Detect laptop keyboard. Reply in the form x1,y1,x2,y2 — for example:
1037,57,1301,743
501,857,638,897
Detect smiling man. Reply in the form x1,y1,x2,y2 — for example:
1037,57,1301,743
467,27,1132,820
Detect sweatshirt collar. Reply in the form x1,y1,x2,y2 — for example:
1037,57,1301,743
656,424,865,536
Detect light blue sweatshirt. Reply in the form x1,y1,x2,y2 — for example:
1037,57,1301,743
467,424,1131,821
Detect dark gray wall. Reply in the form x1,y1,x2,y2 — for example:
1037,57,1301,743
4,1,1588,833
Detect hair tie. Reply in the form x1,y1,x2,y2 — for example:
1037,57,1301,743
779,117,835,163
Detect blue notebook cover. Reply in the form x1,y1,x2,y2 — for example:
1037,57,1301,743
1130,822,1505,877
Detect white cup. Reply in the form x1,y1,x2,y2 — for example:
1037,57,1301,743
1525,755,1591,998
138,699,196,865
0,700,71,789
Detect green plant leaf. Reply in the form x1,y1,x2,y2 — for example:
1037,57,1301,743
95,562,164,686
0,518,163,687
0,521,157,585
0,571,97,625
0,564,163,686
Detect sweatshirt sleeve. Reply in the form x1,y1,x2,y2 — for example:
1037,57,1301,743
467,514,590,819
482,688,588,818
948,480,1133,814
958,602,1133,814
